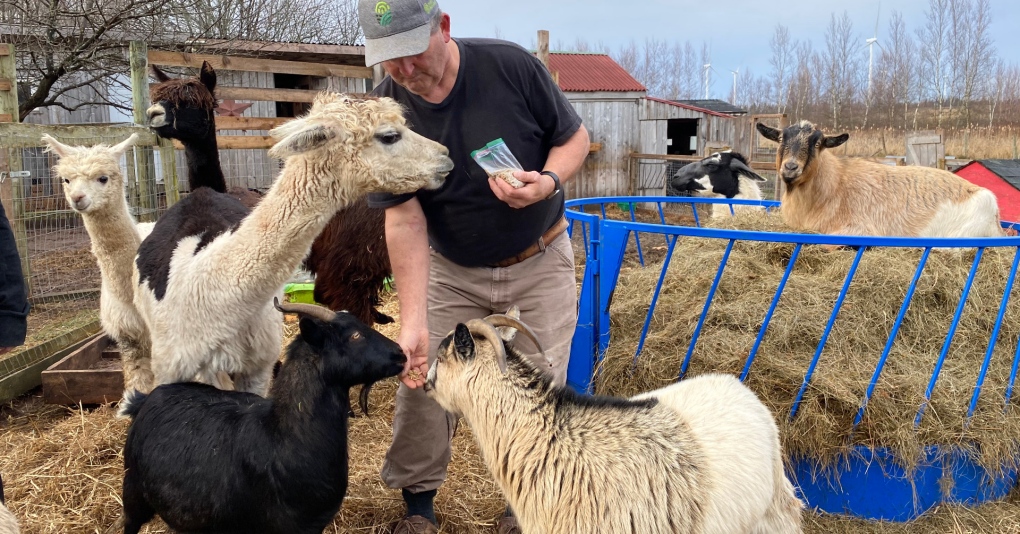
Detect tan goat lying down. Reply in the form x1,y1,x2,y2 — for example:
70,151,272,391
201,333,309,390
757,121,1003,238
425,310,803,534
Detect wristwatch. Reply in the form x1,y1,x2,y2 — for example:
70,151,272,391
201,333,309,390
541,170,561,200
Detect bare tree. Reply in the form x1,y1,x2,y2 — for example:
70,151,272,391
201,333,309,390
613,39,638,79
916,0,951,127
821,11,861,128
958,0,994,127
881,11,916,129
2,0,187,120
768,24,793,114
2,0,363,121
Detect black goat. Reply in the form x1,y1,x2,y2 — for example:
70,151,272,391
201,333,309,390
118,300,406,534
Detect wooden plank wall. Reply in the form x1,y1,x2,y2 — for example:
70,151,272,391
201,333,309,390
213,70,278,192
566,96,641,198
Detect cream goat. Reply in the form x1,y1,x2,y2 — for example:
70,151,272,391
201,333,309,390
424,311,803,534
43,133,156,392
133,93,452,394
757,121,1002,238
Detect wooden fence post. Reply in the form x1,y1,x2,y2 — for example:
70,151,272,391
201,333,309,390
0,44,17,123
0,44,30,292
129,41,158,221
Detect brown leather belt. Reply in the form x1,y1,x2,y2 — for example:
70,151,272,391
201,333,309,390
488,216,569,268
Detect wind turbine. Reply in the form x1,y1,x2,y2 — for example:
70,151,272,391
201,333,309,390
703,62,712,99
730,67,740,104
866,2,883,99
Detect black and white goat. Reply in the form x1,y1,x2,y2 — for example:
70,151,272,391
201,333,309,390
671,151,768,218
117,300,406,534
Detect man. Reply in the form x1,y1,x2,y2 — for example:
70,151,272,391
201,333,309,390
357,1,590,532
0,198,29,355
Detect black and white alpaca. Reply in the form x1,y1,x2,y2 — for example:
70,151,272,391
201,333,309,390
671,151,767,218
150,62,390,326
133,92,452,394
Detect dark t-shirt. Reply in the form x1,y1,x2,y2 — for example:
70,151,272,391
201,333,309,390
367,38,582,267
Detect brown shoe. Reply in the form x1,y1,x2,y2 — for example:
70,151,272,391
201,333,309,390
496,515,521,534
393,515,439,534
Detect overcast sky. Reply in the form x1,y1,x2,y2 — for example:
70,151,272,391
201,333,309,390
436,0,1019,99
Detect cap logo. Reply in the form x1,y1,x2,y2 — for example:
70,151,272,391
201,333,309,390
374,1,392,26
423,0,437,13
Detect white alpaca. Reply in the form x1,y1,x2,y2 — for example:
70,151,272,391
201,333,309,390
133,93,453,395
43,133,155,392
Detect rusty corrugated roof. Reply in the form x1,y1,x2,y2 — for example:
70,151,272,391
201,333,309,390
546,53,646,93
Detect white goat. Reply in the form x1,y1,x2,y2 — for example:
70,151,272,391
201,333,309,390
671,151,768,219
424,311,803,534
133,93,452,394
43,134,155,392
756,121,1003,238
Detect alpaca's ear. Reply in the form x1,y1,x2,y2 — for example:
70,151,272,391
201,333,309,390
40,134,77,157
199,61,216,93
110,133,139,157
268,120,338,159
151,65,171,83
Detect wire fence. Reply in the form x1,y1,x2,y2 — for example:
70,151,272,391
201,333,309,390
0,125,170,365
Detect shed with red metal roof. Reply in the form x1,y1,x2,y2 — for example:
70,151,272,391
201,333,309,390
543,52,748,198
954,160,1020,222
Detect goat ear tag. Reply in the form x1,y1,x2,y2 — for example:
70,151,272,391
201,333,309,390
453,323,475,361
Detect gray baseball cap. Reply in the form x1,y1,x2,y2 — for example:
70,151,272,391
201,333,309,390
359,0,440,67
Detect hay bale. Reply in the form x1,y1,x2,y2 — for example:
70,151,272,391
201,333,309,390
596,212,1020,473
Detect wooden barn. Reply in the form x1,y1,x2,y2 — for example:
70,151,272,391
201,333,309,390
545,52,748,198
954,159,1020,222
547,52,645,199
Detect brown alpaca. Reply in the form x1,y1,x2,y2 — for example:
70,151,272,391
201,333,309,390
757,121,1003,238
147,61,263,207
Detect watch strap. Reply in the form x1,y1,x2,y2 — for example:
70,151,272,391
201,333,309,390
541,170,561,200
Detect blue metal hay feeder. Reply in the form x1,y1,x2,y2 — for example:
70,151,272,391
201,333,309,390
564,196,1020,522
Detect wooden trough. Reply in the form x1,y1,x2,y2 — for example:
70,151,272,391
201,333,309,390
41,333,123,405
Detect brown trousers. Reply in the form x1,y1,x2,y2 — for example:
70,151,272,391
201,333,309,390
381,231,576,493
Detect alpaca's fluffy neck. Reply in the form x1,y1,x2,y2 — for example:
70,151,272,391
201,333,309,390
184,132,227,193
82,199,141,304
211,156,362,301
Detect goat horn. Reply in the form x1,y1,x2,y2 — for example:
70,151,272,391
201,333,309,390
482,314,545,357
272,297,337,323
465,318,510,375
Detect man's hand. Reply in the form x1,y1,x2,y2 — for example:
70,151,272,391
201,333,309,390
489,170,556,209
396,326,429,389
0,346,12,356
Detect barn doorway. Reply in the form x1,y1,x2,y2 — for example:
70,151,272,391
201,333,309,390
667,118,699,156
